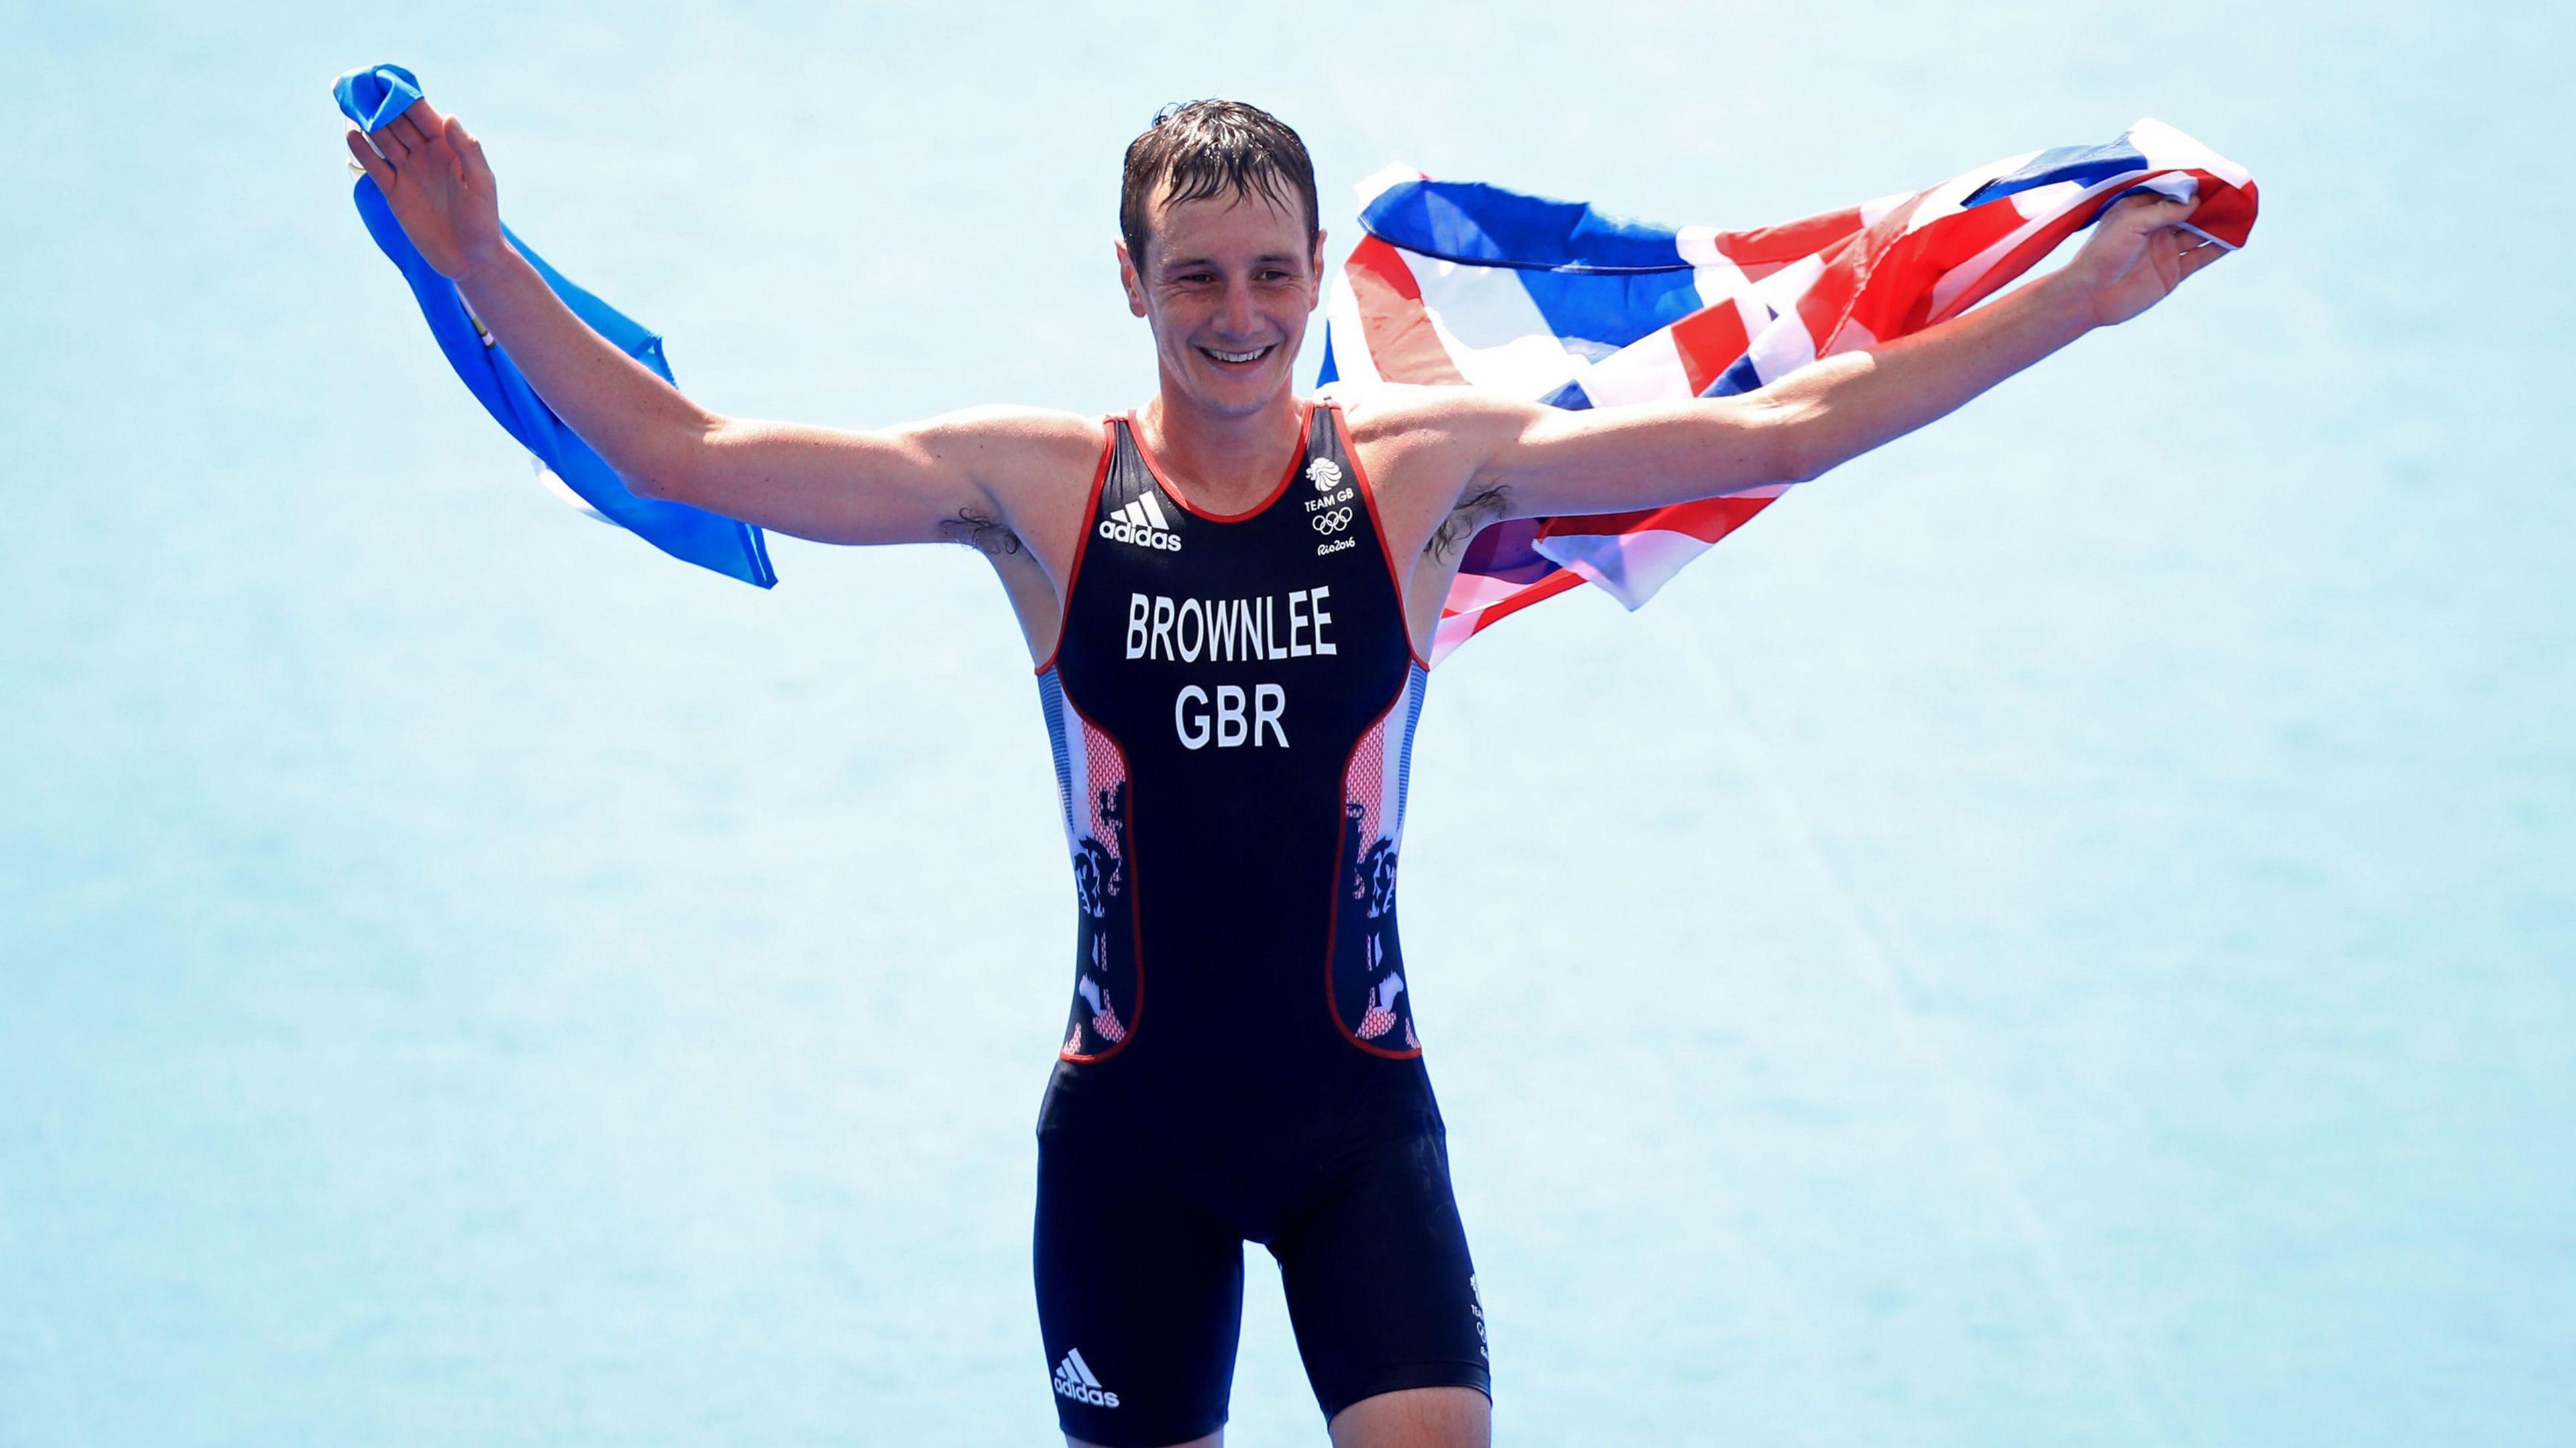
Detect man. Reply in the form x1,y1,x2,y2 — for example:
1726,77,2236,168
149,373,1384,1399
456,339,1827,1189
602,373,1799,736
345,93,2224,1448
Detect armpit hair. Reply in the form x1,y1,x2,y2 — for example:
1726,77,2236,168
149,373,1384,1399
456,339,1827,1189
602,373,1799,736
938,506,1023,557
1428,484,1509,561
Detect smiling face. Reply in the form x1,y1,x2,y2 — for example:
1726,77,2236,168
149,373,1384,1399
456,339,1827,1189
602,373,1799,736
1118,178,1326,423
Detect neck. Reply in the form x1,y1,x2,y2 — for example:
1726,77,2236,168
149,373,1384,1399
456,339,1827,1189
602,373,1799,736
1136,385,1307,511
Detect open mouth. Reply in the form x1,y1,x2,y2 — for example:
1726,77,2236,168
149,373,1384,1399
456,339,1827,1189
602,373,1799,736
1197,343,1277,369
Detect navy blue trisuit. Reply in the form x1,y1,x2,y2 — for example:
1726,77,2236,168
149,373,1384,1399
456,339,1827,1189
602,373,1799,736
1030,398,1489,1445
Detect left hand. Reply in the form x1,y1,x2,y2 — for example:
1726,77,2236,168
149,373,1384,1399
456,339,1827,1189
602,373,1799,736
2059,190,2230,328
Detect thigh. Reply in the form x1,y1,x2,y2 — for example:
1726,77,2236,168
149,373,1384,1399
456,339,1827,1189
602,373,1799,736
1269,1126,1491,1425
1034,1131,1246,1448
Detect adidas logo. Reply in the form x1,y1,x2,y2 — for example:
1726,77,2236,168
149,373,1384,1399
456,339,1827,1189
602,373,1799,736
1053,1347,1120,1408
1097,493,1182,551
1307,457,1343,492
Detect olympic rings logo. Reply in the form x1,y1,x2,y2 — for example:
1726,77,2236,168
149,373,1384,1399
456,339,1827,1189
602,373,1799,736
1311,507,1352,535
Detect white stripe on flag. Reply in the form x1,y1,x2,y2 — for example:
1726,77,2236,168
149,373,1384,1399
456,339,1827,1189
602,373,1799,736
1428,609,1482,667
1535,526,1725,610
1322,292,1384,386
1439,570,1538,611
1352,162,1426,207
1749,252,1825,321
2127,117,2251,188
1577,327,1693,406
1676,225,1750,304
1407,258,1598,398
1923,167,2172,319
1858,189,1915,230
2006,178,2088,221
531,460,614,524
1921,149,2044,234
1411,254,1560,353
1819,318,1880,359
1431,317,1591,398
1743,313,1819,387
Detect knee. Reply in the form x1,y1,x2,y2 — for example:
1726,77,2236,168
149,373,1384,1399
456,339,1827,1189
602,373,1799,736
1327,1384,1491,1447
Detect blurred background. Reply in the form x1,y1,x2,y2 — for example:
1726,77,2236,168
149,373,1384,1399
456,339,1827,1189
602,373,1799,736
2,2,2567,1443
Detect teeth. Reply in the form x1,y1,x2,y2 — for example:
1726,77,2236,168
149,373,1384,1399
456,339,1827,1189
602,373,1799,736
1206,346,1271,364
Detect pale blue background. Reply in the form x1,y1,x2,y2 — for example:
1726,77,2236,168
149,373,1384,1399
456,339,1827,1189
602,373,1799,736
2,2,2568,1444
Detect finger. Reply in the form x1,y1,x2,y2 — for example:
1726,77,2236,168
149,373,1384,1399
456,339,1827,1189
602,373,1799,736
344,126,396,187
2178,240,2229,280
390,111,441,156
370,121,412,164
448,116,496,189
2101,192,2171,241
2113,191,2196,229
394,97,447,148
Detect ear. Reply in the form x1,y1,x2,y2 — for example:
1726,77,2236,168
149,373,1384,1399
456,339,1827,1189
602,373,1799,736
1307,227,1329,311
1116,238,1148,319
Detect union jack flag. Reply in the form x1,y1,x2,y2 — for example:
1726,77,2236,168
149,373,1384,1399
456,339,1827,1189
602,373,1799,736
1315,117,2260,665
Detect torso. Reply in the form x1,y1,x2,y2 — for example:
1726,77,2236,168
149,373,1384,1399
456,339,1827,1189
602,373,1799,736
987,389,1471,673
1024,397,1444,1151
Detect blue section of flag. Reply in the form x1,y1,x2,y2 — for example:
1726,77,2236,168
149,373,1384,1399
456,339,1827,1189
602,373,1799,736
1360,180,1685,273
1516,268,1711,351
1537,379,1593,411
333,64,775,588
1702,354,1768,398
1456,518,1560,585
1360,178,1707,351
333,62,423,134
1960,139,2151,207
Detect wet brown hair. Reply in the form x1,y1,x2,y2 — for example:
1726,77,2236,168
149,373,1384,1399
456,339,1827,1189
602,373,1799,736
1119,99,1320,272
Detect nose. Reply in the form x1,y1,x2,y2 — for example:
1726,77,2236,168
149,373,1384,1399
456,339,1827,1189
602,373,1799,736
1219,278,1260,337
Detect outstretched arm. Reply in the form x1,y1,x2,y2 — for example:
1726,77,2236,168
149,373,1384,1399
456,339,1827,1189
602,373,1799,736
345,98,1079,548
1750,190,2221,488
1411,190,2226,522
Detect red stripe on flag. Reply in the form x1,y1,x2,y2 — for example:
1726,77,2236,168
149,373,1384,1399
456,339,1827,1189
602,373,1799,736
1706,205,1866,266
1345,236,1467,386
1537,494,1780,548
1436,565,1586,637
1669,305,1754,398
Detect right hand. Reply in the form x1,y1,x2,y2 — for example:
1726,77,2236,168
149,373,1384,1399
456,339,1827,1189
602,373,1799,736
344,99,506,282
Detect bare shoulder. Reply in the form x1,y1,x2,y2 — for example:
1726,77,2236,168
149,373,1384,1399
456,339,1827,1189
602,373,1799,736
857,403,1104,568
1328,383,1538,526
897,402,1105,487
1333,382,1541,492
1332,382,1528,449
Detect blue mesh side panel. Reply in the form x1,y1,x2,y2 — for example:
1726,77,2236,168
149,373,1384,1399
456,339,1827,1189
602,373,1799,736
1037,669,1073,828
1393,665,1428,839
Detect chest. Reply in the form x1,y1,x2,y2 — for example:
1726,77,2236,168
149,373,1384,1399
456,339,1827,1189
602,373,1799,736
1053,418,1413,760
